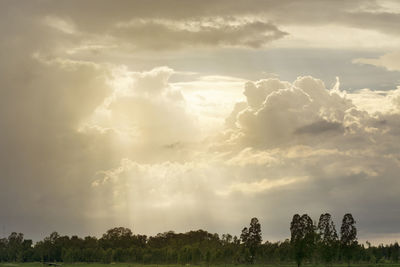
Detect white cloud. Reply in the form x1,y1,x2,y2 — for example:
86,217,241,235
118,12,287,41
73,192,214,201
224,76,353,148
108,68,196,142
218,176,309,195
43,15,77,34
346,87,400,114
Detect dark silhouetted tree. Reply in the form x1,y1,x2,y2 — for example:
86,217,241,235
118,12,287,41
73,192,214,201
317,213,338,264
290,214,315,267
2,213,400,265
240,227,249,243
392,242,399,263
240,217,262,263
7,232,24,262
340,213,357,266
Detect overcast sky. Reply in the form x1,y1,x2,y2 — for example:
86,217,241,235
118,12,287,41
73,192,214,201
1,0,400,245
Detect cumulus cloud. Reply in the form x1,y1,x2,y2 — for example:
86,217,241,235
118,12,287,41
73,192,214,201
86,66,201,161
225,76,353,148
222,75,400,154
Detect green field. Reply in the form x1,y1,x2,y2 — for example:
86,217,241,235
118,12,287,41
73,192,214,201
2,263,400,267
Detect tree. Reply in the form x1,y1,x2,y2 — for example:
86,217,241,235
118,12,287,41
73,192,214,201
340,213,357,266
7,232,24,262
102,248,113,264
317,213,338,264
221,234,232,245
240,217,262,263
392,242,399,263
240,227,249,244
61,248,74,263
100,227,134,249
290,214,315,267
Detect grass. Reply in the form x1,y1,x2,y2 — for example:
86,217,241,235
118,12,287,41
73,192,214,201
2,263,400,267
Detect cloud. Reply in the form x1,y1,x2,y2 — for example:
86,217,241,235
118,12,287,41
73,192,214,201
226,76,353,148
0,49,117,238
5,0,400,55
87,66,202,157
353,51,400,71
1,1,289,54
24,0,399,34
114,18,288,50
294,120,344,135
243,78,291,109
346,87,400,113
218,176,309,195
223,75,400,151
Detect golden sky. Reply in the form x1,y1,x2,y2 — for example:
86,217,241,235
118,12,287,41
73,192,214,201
1,0,400,244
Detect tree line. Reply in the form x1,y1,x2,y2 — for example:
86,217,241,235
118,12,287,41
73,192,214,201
0,213,399,266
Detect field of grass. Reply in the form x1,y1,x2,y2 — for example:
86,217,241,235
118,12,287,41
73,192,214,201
2,263,400,267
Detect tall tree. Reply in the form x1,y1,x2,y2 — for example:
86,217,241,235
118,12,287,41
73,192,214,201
240,227,249,244
290,214,315,267
392,242,399,263
317,213,338,264
340,213,357,266
7,232,24,262
240,217,262,263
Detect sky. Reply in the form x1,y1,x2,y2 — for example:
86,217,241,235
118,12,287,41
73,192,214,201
1,0,400,245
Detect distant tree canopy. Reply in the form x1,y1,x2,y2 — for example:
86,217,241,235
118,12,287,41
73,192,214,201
0,213,398,265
